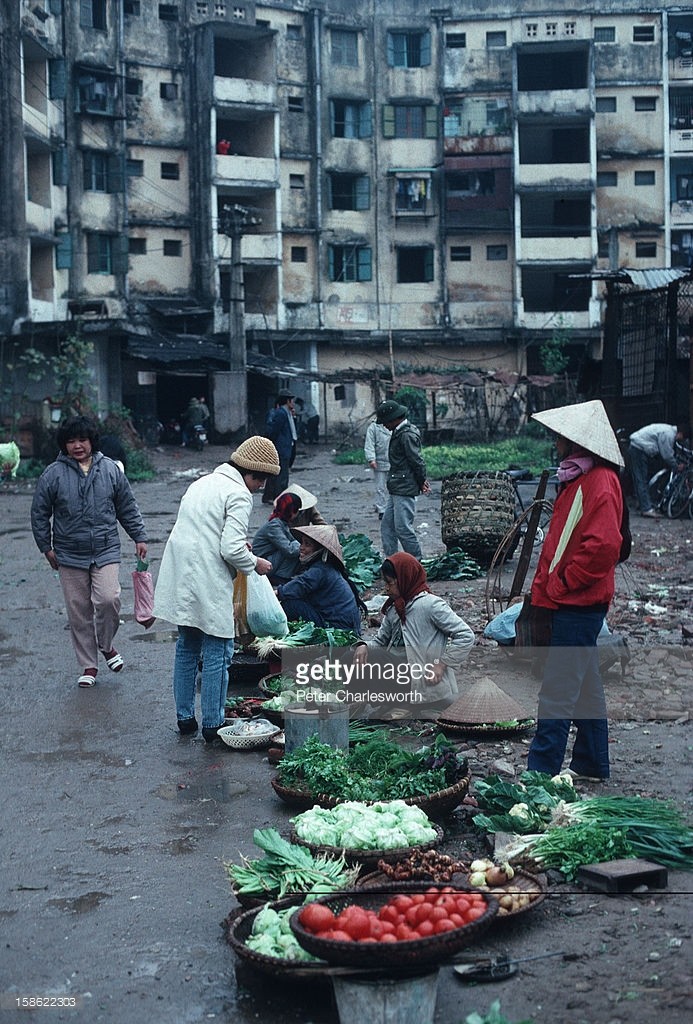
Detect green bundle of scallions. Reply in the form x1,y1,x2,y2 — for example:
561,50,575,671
550,796,693,869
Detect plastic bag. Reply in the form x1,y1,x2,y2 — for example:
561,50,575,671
132,558,156,629
233,571,249,635
245,572,288,638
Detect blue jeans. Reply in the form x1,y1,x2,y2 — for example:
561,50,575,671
381,495,421,559
527,608,610,778
173,626,232,729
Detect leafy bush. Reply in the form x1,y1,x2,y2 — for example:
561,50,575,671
123,446,156,481
335,437,553,479
15,458,45,479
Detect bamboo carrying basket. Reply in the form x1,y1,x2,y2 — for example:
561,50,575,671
441,471,516,565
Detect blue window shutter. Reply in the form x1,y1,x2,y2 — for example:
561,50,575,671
424,105,438,138
424,248,434,282
355,176,370,210
112,235,128,275
358,247,372,281
49,0,62,13
382,104,395,138
359,102,372,138
421,33,431,67
329,100,336,135
107,153,124,193
55,231,73,270
80,1,92,27
328,246,335,280
49,59,67,100
387,33,395,66
52,147,68,186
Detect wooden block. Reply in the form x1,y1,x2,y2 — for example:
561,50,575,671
576,858,668,893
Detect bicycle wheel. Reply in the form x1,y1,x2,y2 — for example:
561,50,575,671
665,475,691,518
648,469,670,510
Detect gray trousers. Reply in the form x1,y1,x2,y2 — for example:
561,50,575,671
372,469,388,514
381,494,421,559
59,563,121,669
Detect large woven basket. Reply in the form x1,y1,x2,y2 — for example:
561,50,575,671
226,897,329,979
289,823,445,870
441,471,516,565
271,774,471,820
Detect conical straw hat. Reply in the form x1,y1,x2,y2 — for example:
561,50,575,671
276,484,318,511
292,524,345,567
439,677,530,724
532,400,624,467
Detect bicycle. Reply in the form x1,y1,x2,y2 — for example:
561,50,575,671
647,442,693,519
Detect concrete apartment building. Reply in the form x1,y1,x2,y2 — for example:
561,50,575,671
1,0,691,444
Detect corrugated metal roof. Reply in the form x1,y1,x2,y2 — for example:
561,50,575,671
616,267,691,290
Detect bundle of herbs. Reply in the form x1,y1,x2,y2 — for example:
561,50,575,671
472,771,580,835
252,619,361,659
276,731,469,802
420,547,483,582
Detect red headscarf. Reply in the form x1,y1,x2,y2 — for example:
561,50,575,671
382,552,431,623
270,492,300,523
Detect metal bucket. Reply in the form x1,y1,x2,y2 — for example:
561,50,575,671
332,970,439,1024
283,703,349,754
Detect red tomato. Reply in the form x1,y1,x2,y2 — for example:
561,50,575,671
448,913,464,928
378,905,399,925
393,895,415,912
454,897,471,915
379,933,398,943
369,919,384,940
396,923,417,941
330,930,354,942
411,894,426,905
435,895,458,911
466,906,486,921
379,920,396,935
358,937,378,943
415,919,435,938
433,919,456,934
429,906,448,922
343,909,371,941
405,906,420,926
415,903,433,924
298,903,337,934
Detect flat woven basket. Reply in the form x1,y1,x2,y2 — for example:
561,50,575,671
271,775,471,820
217,722,281,750
288,883,498,969
289,822,445,870
226,897,329,979
438,719,535,739
441,471,516,565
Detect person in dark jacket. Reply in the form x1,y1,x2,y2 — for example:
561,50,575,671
275,525,364,635
375,400,430,560
262,389,297,504
252,492,301,586
30,415,148,688
98,433,128,473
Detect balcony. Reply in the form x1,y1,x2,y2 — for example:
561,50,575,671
670,200,693,227
23,101,51,139
213,76,276,108
671,128,693,154
518,236,592,261
516,89,590,117
214,153,278,187
518,309,594,330
26,200,53,234
516,163,591,188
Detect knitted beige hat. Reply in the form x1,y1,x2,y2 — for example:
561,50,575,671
532,400,624,467
292,524,345,566
230,436,280,475
276,484,318,510
438,677,530,725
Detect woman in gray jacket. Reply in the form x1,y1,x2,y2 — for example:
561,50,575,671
251,492,301,585
31,416,148,688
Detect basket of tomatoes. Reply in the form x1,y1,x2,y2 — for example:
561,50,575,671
288,883,498,969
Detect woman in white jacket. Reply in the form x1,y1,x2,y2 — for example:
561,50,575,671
154,436,279,742
354,552,474,711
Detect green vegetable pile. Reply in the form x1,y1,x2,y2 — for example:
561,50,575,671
338,532,383,591
225,827,359,899
420,547,483,581
293,800,438,850
472,771,580,834
523,823,634,881
245,902,319,962
277,731,469,802
252,619,361,658
334,438,553,479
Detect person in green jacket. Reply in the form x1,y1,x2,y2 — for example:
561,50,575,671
375,400,430,560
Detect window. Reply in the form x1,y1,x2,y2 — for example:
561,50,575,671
289,174,305,190
564,22,576,36
288,95,304,112
124,1,141,14
546,23,557,37
330,99,372,139
76,71,117,115
635,241,657,258
597,235,611,258
634,170,655,185
163,239,182,256
291,246,307,263
445,33,466,49
80,0,107,30
129,237,147,255
526,24,538,38
159,4,178,21
597,171,618,186
594,26,615,42
160,162,179,180
328,173,370,210
397,247,433,283
286,24,302,40
126,158,144,176
487,244,507,261
450,245,471,261
383,104,437,139
596,96,617,112
331,29,358,66
387,31,431,68
160,82,178,100
125,77,142,96
328,245,372,282
633,25,655,43
447,170,495,196
676,175,693,200
486,31,507,48
87,233,114,274
83,151,108,191
395,176,430,213
634,96,657,111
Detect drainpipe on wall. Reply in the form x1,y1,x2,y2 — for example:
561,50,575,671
312,7,323,330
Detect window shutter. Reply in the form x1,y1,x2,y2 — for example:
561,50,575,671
55,231,73,270
107,153,124,193
420,32,432,67
382,104,395,138
80,0,92,27
49,59,67,100
326,175,333,208
358,247,372,281
329,100,336,135
424,248,434,282
355,176,370,210
359,102,372,138
328,246,335,280
387,33,395,66
49,0,62,13
424,105,438,138
112,234,129,275
52,147,68,186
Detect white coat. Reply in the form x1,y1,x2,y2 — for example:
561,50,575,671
364,421,391,471
153,463,257,638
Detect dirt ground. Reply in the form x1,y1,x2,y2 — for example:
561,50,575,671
0,440,691,1024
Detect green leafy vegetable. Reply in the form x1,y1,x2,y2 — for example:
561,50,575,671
225,827,359,898
473,771,579,834
420,548,483,581
465,999,533,1024
338,533,383,591
526,823,634,881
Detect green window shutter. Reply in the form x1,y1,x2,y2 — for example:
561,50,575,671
52,147,68,186
326,175,333,208
382,104,395,138
55,231,73,270
329,100,336,135
112,235,129,275
387,33,395,66
424,105,438,138
424,248,434,282
328,246,335,280
421,33,432,67
355,176,370,210
359,102,372,138
49,59,67,100
107,154,124,193
80,0,92,27
358,247,372,281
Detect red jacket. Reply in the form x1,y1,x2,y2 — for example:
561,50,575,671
531,466,623,610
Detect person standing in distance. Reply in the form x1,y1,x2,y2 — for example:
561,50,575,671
627,421,689,517
364,418,391,520
375,400,430,560
153,436,280,743
263,388,297,504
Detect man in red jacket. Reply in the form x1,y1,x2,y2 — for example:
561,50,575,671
526,400,627,781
